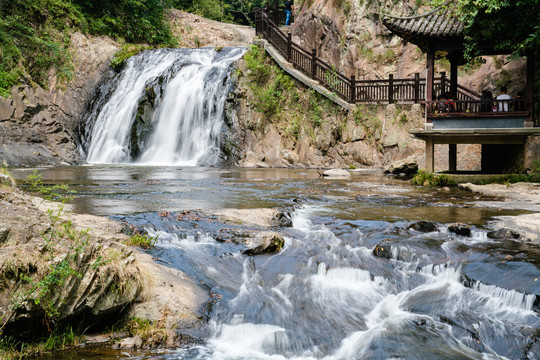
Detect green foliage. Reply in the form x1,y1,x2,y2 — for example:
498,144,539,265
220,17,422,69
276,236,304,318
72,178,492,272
412,171,457,187
110,44,153,72
73,0,176,45
26,171,76,202
244,45,295,117
168,0,266,25
430,0,540,62
125,233,158,249
0,327,81,359
0,0,176,97
0,0,79,96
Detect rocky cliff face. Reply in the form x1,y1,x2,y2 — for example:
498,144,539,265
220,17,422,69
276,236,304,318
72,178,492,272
0,33,119,167
225,49,426,169
292,0,527,93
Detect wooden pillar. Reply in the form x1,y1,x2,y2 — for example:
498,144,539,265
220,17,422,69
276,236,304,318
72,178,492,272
311,48,317,79
350,75,356,103
426,51,435,125
388,74,394,104
526,49,535,127
449,144,457,172
426,137,435,173
287,33,292,62
450,54,458,99
414,72,420,103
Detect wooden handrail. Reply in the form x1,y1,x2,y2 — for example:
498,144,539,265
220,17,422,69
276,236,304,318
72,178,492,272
254,7,483,105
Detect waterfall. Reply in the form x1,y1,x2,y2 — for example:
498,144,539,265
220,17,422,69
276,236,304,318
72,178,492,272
84,47,245,165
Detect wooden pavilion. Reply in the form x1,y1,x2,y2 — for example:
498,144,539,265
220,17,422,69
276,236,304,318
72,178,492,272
383,7,539,173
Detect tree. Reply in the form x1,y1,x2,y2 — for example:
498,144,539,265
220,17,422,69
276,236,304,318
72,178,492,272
432,0,540,60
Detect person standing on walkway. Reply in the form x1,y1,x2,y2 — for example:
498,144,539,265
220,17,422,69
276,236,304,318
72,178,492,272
285,0,294,26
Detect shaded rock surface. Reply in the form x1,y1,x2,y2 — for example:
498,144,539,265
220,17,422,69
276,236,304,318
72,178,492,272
0,33,119,166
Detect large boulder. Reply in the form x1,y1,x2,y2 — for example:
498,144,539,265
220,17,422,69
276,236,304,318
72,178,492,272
384,158,419,175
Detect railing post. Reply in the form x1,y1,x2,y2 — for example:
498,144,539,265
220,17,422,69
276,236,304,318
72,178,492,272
274,0,279,25
414,72,420,103
388,74,394,104
350,75,356,103
287,33,292,62
311,48,317,79
266,15,271,40
440,71,447,95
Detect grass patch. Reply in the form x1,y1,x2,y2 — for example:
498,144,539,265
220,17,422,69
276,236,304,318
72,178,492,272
412,171,457,187
124,233,158,249
110,44,153,72
0,327,82,359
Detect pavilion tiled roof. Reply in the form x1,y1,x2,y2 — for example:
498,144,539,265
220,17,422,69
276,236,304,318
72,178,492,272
383,6,464,41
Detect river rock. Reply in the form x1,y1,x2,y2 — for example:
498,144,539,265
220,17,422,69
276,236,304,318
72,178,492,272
0,173,15,187
384,158,419,175
214,208,292,227
487,228,522,240
322,169,351,178
243,231,285,255
447,223,471,237
408,221,438,233
373,240,393,259
116,336,143,350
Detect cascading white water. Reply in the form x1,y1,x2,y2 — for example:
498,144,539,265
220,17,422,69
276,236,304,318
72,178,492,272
85,48,245,165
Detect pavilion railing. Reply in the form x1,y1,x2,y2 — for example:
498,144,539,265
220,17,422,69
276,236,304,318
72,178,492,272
424,99,530,116
254,9,481,105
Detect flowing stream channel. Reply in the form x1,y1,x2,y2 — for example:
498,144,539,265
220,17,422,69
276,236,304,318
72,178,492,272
13,166,540,360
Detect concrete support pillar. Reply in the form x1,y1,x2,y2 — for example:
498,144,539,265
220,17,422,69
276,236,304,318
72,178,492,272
449,144,457,172
426,137,434,172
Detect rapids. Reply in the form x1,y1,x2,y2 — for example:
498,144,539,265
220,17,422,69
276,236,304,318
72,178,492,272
14,167,540,360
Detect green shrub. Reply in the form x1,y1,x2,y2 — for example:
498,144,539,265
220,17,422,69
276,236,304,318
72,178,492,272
412,171,457,187
125,233,158,249
110,44,153,72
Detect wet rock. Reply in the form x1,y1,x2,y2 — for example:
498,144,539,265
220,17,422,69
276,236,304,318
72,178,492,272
243,231,284,256
115,336,143,350
408,221,438,233
322,169,350,178
384,158,418,175
447,223,471,237
214,208,292,228
373,240,392,259
487,228,521,240
0,228,10,244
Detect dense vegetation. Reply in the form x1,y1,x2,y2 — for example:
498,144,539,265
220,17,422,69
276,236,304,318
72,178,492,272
0,0,267,98
431,0,540,61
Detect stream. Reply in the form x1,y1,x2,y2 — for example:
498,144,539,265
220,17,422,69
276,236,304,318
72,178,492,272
13,166,540,360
